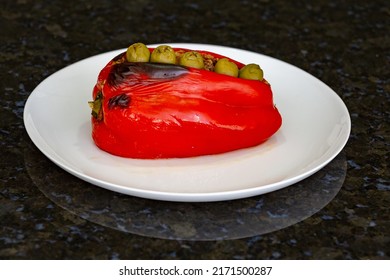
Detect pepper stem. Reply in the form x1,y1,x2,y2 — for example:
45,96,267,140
89,91,103,121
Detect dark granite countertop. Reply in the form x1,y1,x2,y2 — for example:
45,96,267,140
1,0,389,259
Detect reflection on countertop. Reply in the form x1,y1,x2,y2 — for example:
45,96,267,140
25,143,347,241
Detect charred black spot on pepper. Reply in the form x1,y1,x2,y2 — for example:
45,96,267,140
108,94,131,109
108,62,189,87
147,63,189,79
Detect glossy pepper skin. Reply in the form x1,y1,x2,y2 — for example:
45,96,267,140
91,48,282,158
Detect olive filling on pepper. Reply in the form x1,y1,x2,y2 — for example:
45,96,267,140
123,42,264,79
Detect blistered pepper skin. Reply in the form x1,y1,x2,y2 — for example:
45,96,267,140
91,48,282,158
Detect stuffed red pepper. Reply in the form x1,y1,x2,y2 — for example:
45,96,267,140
89,43,282,159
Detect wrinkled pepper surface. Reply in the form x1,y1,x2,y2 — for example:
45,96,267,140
90,48,282,158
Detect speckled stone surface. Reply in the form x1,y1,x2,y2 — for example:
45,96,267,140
1,0,389,259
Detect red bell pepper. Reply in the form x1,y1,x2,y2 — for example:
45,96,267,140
89,47,282,158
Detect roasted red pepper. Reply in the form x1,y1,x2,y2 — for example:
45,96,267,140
90,47,282,158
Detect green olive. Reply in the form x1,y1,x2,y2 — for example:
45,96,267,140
239,63,264,81
125,42,150,62
214,58,239,77
150,45,176,64
179,51,204,69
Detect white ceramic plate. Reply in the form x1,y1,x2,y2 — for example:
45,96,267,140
24,43,351,202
